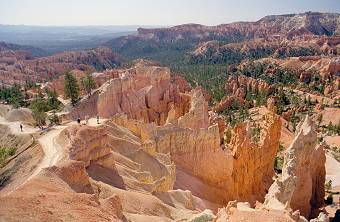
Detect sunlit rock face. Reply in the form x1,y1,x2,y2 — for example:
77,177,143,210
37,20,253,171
101,89,282,206
264,116,326,219
68,63,191,125
67,62,282,206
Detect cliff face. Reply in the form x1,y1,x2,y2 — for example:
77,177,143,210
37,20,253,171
226,111,281,203
264,116,326,219
67,63,283,206
58,121,176,194
68,63,190,125
110,108,281,206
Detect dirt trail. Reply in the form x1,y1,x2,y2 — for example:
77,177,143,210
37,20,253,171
0,116,38,135
32,126,67,176
1,115,67,196
3,117,108,196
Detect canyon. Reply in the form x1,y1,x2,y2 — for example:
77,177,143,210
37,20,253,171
0,62,331,221
0,11,339,222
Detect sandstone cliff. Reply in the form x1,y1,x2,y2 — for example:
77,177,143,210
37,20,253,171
264,116,326,218
107,91,281,206
68,63,190,125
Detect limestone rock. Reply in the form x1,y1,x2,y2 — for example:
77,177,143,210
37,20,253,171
111,104,281,206
264,116,326,218
68,63,190,126
58,121,176,193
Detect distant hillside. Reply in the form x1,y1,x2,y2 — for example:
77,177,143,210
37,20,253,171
0,47,122,86
105,12,340,62
0,25,143,54
0,41,46,57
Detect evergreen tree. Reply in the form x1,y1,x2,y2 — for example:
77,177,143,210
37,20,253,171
64,72,80,106
30,96,48,129
81,74,96,96
45,89,60,110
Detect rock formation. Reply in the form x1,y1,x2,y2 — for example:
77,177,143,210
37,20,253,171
66,63,283,206
90,84,281,208
0,61,329,221
264,116,326,219
68,62,190,125
214,75,272,113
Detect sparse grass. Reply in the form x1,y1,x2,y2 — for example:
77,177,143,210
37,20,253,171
0,146,17,167
0,156,29,188
192,214,213,222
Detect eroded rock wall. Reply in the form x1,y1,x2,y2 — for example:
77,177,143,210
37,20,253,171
264,116,326,218
69,64,190,126
110,90,281,205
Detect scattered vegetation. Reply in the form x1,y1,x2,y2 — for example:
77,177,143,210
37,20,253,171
81,74,96,96
326,121,340,136
0,156,29,187
231,61,298,86
0,84,27,108
48,111,61,126
325,193,333,205
64,71,80,106
0,146,17,167
274,156,284,174
170,64,227,102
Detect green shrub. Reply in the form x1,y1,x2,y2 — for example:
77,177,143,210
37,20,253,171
48,112,61,125
274,156,284,173
0,146,17,167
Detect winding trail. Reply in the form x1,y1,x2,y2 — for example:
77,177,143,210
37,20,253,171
0,115,67,196
2,116,108,197
0,116,38,135
28,126,67,179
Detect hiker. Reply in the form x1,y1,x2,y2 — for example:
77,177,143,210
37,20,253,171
20,124,23,132
77,118,81,125
97,115,100,124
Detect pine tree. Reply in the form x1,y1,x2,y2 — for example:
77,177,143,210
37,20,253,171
81,74,96,96
64,72,80,106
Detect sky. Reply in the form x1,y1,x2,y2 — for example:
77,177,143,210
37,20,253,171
0,0,339,26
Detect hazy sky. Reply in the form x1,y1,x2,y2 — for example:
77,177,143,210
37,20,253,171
0,0,339,26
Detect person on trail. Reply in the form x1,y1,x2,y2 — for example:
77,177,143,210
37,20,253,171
77,118,81,125
20,124,23,132
97,115,100,124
